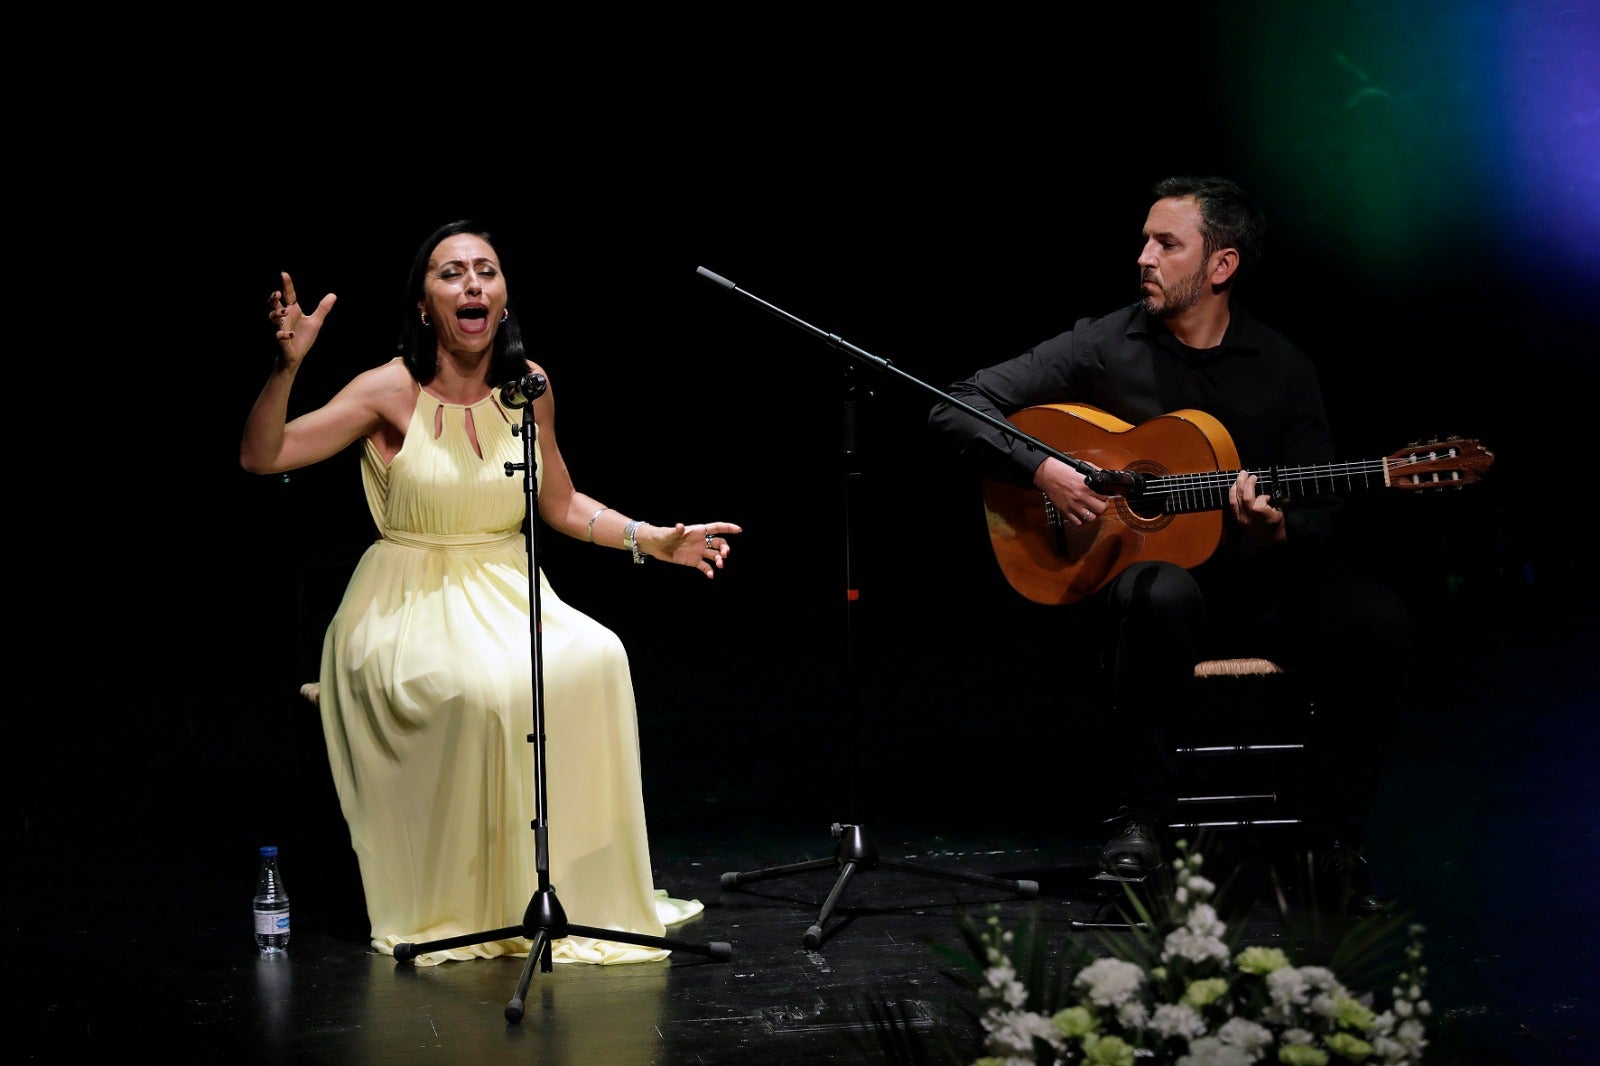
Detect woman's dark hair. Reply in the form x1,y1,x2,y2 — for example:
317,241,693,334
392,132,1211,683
398,219,526,386
1152,176,1265,281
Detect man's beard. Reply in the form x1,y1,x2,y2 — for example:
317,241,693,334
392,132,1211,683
1141,263,1208,319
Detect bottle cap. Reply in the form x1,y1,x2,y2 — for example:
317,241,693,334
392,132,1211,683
260,845,279,857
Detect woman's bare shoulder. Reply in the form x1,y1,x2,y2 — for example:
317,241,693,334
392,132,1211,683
329,357,417,431
337,357,414,400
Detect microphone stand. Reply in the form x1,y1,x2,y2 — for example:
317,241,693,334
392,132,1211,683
392,374,731,1022
698,267,1123,948
695,268,1123,486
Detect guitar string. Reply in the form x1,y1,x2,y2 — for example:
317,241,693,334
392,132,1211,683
1131,453,1477,501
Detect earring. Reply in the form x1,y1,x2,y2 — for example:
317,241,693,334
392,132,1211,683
420,310,430,327
502,308,509,323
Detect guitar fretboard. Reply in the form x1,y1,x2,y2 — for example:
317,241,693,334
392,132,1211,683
1144,444,1478,515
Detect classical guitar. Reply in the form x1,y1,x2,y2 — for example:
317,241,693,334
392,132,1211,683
982,403,1494,606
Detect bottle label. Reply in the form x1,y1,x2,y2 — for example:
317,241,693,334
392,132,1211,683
254,908,291,935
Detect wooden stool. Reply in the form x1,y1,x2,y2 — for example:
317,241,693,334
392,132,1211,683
1170,657,1310,832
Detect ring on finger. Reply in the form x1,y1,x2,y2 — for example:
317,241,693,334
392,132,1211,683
705,533,715,549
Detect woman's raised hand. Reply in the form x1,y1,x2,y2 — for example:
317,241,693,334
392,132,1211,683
270,270,338,368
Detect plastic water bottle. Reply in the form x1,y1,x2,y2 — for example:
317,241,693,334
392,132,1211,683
253,845,291,954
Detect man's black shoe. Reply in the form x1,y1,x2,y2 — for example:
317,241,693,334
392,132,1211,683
1099,810,1164,879
1314,841,1389,917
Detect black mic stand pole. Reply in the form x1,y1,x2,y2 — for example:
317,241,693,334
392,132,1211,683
694,267,1124,487
392,374,731,1023
699,267,1131,948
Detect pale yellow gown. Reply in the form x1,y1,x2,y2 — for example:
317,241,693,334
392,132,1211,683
317,374,702,966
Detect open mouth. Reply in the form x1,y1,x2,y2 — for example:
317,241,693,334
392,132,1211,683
456,306,491,333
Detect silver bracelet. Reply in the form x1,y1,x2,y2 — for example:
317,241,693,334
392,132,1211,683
622,519,646,564
586,506,609,543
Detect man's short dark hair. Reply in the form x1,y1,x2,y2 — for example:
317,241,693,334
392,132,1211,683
1153,175,1265,278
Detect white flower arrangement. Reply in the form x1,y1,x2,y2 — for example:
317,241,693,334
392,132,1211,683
948,843,1431,1065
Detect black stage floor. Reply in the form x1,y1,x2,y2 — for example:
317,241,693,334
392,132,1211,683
16,594,1600,1066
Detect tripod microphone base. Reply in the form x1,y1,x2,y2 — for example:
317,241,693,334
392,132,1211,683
394,887,732,1023
722,823,1038,948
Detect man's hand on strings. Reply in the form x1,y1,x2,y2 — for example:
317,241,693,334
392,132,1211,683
1035,456,1106,528
1229,470,1287,545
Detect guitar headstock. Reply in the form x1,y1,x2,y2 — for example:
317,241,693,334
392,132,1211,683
1386,437,1495,488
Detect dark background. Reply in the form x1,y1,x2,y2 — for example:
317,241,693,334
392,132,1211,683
14,3,1597,983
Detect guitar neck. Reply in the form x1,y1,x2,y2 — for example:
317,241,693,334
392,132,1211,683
1142,458,1406,515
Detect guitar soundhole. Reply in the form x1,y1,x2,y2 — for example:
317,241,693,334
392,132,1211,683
1124,496,1165,522
1119,460,1172,527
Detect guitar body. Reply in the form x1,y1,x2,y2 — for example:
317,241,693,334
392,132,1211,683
981,404,1493,606
983,404,1239,606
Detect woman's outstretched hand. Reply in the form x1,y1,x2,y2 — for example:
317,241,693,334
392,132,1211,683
653,522,743,577
270,270,338,369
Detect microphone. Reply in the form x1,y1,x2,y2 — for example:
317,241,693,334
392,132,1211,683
499,373,548,409
1086,468,1147,496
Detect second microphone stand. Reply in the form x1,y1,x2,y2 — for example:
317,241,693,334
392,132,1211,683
392,375,731,1021
704,272,1049,948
